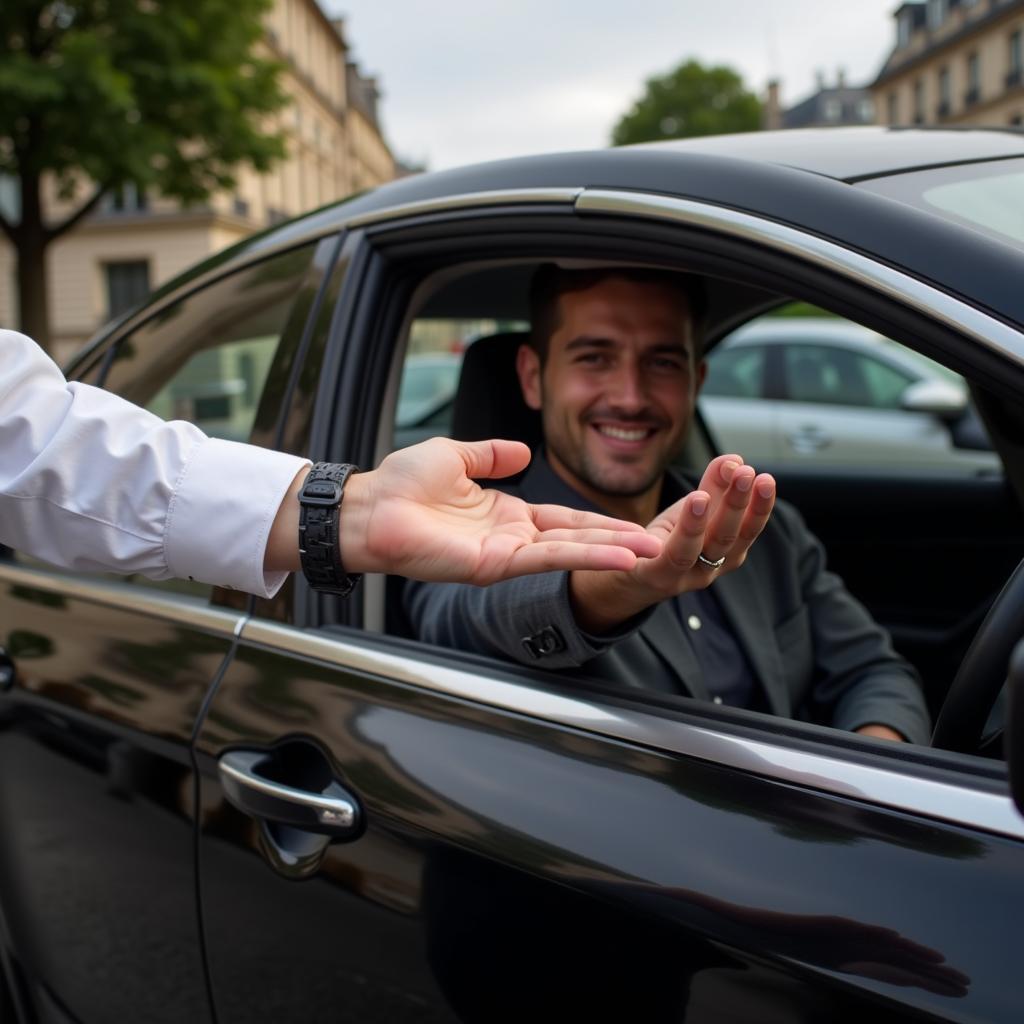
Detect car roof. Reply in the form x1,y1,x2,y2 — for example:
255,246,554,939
121,127,1024,357
631,126,1024,181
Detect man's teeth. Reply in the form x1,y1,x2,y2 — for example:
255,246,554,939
598,425,649,441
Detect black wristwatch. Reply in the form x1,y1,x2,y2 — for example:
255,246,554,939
298,462,362,597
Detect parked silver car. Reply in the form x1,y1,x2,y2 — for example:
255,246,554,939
700,317,1000,475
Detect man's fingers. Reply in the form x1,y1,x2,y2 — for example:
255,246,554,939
496,541,641,579
535,527,662,558
699,465,756,560
660,490,712,571
530,503,650,535
454,438,532,480
697,454,744,509
732,474,776,554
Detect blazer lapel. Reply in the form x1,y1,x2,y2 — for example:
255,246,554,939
639,602,710,701
711,569,790,718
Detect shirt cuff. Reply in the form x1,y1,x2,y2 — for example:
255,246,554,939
164,437,310,598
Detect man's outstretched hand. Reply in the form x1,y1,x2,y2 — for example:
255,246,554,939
332,438,662,584
569,454,776,634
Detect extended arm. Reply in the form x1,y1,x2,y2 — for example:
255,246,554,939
2,331,658,595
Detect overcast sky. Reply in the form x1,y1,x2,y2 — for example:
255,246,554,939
322,0,900,171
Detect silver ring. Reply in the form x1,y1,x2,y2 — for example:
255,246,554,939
697,552,726,569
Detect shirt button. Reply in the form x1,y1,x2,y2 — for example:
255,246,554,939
713,696,723,705
687,614,702,631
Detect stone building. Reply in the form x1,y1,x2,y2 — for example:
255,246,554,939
872,0,1024,128
0,0,396,361
763,72,876,130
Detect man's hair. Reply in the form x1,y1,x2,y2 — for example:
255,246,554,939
527,264,706,361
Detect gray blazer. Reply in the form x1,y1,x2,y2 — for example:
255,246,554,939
404,457,931,744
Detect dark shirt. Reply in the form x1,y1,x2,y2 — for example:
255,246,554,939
527,453,760,709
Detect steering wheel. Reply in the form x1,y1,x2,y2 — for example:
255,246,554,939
931,556,1024,753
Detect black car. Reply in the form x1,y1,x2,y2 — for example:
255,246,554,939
4,127,1024,1024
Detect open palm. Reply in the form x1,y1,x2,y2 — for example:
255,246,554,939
350,438,661,584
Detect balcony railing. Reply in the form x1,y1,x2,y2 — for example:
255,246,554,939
936,100,951,118
1007,67,1023,89
964,86,981,106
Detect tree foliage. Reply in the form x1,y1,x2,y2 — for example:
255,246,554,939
0,0,289,349
612,59,762,147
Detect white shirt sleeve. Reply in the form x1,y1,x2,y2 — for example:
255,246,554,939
0,329,310,597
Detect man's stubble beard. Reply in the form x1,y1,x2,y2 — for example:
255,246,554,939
542,401,681,502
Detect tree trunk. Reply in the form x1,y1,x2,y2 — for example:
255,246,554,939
15,172,52,354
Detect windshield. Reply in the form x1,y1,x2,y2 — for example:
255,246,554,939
857,157,1024,250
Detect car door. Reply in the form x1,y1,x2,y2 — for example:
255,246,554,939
0,238,326,1024
191,191,1024,1024
774,341,979,472
699,341,782,462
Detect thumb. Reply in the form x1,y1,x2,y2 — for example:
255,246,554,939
454,438,532,480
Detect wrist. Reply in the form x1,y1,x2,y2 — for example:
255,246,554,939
336,468,375,574
569,569,654,634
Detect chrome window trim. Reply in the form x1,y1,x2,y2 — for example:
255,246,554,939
576,189,1024,369
0,563,243,638
241,619,1024,843
344,187,583,228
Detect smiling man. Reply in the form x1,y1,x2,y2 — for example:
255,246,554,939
405,265,930,743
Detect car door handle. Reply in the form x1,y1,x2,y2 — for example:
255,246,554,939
785,425,832,453
218,749,361,838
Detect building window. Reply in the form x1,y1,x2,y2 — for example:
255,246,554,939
913,79,925,123
966,52,981,105
927,0,947,31
898,13,912,48
104,182,148,214
938,66,951,116
1010,29,1023,87
1011,113,1023,126
104,260,150,319
857,97,875,122
233,196,251,219
888,91,899,124
823,97,842,122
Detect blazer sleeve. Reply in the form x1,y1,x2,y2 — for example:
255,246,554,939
774,501,932,744
0,330,308,596
404,570,645,669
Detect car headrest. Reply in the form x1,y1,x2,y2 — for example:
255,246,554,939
450,332,543,450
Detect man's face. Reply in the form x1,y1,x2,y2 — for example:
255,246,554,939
517,275,706,504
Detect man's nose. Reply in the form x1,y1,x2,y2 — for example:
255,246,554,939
607,362,647,412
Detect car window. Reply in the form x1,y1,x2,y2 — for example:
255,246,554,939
783,344,912,408
696,307,1001,478
87,244,317,599
104,245,316,443
392,316,527,449
702,345,765,398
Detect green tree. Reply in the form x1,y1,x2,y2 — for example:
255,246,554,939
0,0,288,351
612,59,762,147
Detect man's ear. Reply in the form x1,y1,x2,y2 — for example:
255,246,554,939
516,343,543,410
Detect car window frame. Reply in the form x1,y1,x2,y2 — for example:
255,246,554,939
279,190,1024,827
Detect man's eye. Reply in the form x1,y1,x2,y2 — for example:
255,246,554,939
577,353,609,366
650,357,684,371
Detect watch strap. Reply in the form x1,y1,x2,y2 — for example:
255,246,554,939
298,462,362,597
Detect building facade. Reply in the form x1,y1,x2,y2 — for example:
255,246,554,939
0,0,396,361
873,0,1024,128
763,73,876,130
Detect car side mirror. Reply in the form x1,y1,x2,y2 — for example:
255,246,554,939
1006,639,1024,817
900,379,967,419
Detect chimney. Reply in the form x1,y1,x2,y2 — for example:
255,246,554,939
815,69,825,92
837,67,847,89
